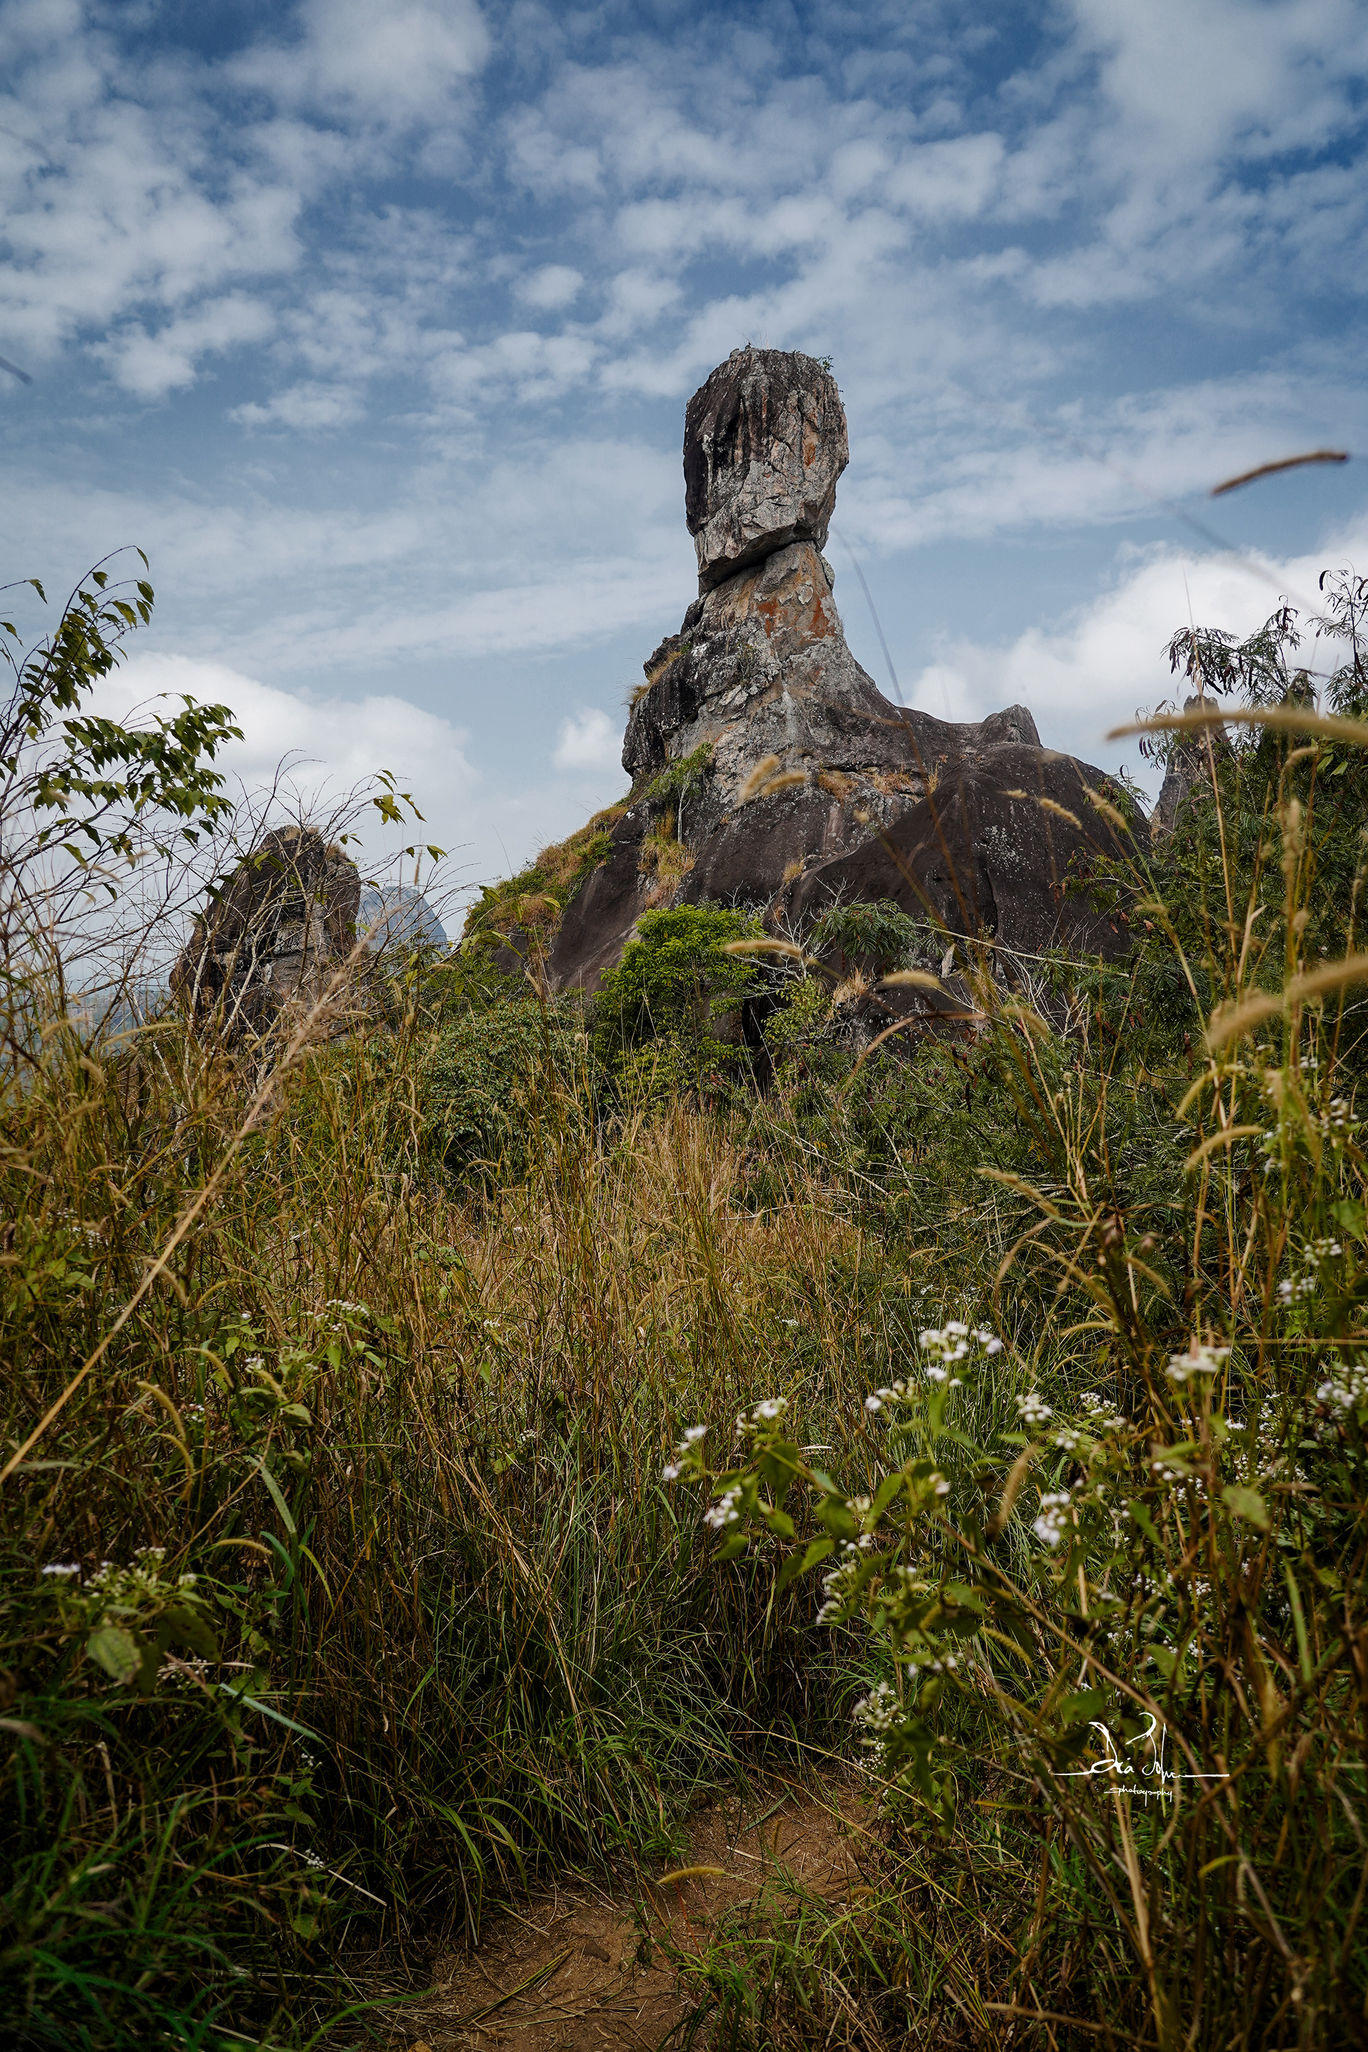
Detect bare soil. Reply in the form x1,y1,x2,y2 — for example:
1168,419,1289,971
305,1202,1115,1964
392,1776,871,2052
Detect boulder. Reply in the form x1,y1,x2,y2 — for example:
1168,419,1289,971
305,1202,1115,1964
537,346,1149,994
787,744,1138,959
1152,695,1230,834
173,825,362,1042
685,348,847,592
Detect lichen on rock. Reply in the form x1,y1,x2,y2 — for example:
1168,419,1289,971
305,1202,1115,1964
479,344,1149,995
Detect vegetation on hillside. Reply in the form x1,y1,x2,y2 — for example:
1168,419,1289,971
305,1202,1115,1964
3,563,1368,2048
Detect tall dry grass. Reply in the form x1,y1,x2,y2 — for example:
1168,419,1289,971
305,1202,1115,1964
4,631,1368,2049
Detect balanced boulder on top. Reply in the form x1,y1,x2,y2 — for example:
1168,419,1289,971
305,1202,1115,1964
525,347,1146,992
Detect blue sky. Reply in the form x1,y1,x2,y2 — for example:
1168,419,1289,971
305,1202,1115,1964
3,0,1368,913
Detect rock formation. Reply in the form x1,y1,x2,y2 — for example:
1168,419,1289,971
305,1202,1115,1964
1152,695,1230,835
173,825,362,1041
359,882,449,953
537,346,1147,993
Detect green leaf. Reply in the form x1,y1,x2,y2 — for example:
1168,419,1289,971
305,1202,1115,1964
1222,1483,1270,1530
1060,1686,1107,1726
816,1496,858,1541
162,1602,219,1661
871,1472,904,1519
258,1461,297,1537
1127,1499,1160,1542
86,1624,140,1683
777,1535,834,1594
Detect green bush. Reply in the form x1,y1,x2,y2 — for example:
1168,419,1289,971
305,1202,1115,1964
420,995,590,1177
594,903,765,1087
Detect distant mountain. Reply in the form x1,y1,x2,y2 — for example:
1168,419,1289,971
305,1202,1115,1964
359,883,448,954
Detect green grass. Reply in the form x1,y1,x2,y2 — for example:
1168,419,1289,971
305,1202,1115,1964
6,576,1368,2047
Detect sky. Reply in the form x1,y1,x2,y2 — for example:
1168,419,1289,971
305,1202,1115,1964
3,0,1368,920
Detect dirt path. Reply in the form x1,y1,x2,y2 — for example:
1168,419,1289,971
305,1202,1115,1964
393,1777,870,2052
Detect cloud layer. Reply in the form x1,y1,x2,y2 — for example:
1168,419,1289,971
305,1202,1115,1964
3,0,1366,900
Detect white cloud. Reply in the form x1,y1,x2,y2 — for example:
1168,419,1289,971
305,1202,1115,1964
95,652,476,859
553,706,620,772
885,133,1005,220
514,263,583,310
904,521,1368,785
100,294,275,397
232,380,365,430
232,0,490,124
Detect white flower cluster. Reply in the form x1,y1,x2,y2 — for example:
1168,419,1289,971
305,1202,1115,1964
89,1546,198,1601
41,1561,80,1578
1277,1236,1345,1305
816,1548,863,1624
1016,1390,1053,1427
1323,1098,1357,1135
1315,1362,1368,1415
1081,1391,1129,1430
1166,1341,1231,1385
852,1678,900,1737
735,1395,788,1436
1032,1492,1074,1548
661,1422,707,1483
865,1382,907,1413
702,1485,742,1531
915,1322,1003,1388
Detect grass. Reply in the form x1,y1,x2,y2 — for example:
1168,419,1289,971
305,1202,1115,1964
5,579,1368,2047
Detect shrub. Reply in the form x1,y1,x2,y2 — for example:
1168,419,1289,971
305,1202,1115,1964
420,995,590,1177
594,903,765,1087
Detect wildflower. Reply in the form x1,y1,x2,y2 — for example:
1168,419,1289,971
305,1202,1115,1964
865,1394,883,1413
661,1461,683,1483
682,1424,707,1445
1166,1342,1230,1384
41,1561,80,1578
738,1396,789,1433
1053,1426,1083,1453
930,1472,950,1497
852,1679,900,1736
1316,1363,1368,1414
1032,1493,1072,1547
703,1487,743,1531
816,1552,861,1623
1016,1391,1053,1427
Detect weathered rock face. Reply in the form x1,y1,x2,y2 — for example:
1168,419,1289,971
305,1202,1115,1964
685,349,846,592
544,347,1148,994
1153,695,1229,835
173,825,362,1041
